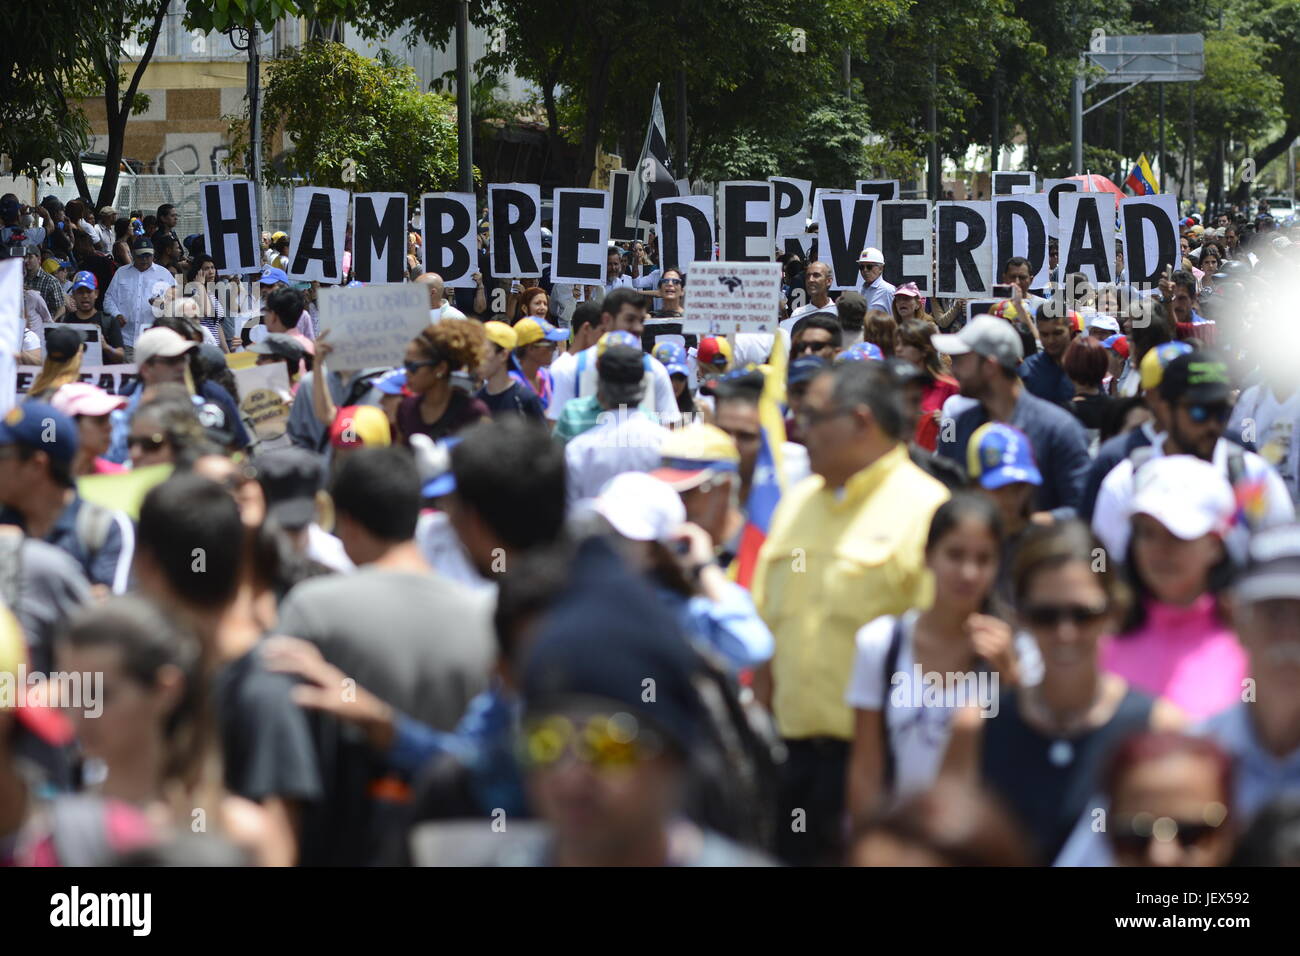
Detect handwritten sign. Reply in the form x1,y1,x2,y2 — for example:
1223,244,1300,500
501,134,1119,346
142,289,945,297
18,365,139,396
317,283,429,371
233,362,293,451
682,261,783,334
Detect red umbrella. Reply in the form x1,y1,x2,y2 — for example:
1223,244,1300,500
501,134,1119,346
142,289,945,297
1066,174,1125,207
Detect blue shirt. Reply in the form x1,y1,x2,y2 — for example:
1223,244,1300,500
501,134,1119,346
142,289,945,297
657,581,775,673
1198,702,1300,824
1019,350,1075,407
0,494,131,591
938,389,1091,514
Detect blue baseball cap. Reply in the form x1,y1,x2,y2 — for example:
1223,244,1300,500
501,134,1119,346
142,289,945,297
0,402,78,464
788,354,830,385
260,267,289,286
652,342,689,377
837,342,885,363
967,422,1042,490
70,270,97,293
374,368,408,396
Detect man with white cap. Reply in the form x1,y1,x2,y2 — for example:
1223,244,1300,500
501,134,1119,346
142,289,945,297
935,315,1091,516
855,246,895,315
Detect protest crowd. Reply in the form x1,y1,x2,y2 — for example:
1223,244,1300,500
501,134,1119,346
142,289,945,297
3,183,1300,869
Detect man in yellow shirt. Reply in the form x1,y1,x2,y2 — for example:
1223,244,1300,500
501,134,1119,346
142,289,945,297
752,361,950,864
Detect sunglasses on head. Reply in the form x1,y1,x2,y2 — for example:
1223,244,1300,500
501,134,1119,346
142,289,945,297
1182,401,1231,425
519,713,662,772
1021,601,1108,628
128,432,166,452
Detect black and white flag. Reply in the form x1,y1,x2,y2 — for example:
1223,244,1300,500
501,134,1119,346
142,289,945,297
626,84,679,226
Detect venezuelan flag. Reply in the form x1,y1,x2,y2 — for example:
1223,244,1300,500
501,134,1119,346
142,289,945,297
1125,153,1159,196
731,333,788,590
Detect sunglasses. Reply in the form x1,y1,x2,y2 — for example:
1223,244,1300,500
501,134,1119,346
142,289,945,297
128,432,167,452
1021,602,1108,628
660,277,682,286
403,360,437,375
1110,815,1224,854
1182,401,1231,425
519,713,662,772
793,340,833,356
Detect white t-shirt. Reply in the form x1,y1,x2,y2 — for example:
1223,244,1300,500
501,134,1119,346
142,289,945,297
546,344,679,426
430,303,467,323
1230,384,1300,502
844,611,961,803
780,301,838,334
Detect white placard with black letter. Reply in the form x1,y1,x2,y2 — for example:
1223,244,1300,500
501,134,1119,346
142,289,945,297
656,195,715,274
421,192,477,289
856,180,900,212
201,179,261,275
552,189,610,286
352,193,408,284
878,200,932,295
1059,192,1116,286
778,233,818,263
815,193,878,290
487,183,542,280
1120,194,1179,288
935,201,993,297
17,365,139,397
993,194,1051,289
317,283,431,371
1042,178,1081,237
608,169,638,240
287,186,349,283
718,182,773,262
44,323,103,366
992,171,1036,196
769,177,812,239
682,261,782,334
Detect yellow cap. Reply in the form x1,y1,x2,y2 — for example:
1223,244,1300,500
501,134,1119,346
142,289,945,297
42,258,60,274
330,404,392,448
483,321,518,351
514,316,566,347
650,424,740,490
1139,341,1194,391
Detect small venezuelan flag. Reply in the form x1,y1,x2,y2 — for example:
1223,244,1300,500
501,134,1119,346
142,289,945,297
1125,153,1159,196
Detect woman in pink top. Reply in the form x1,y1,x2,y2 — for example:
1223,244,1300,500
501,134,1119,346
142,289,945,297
1101,456,1245,720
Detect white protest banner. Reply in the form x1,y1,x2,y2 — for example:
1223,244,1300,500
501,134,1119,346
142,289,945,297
993,194,1051,289
552,189,611,286
681,261,782,334
718,182,773,262
816,193,877,290
487,183,542,279
1042,178,1081,237
352,193,408,283
769,177,812,238
608,169,638,240
422,192,477,288
935,201,993,297
879,200,933,295
317,283,430,370
233,362,293,451
1059,192,1116,286
201,179,261,275
0,259,21,415
17,365,139,397
656,196,715,274
44,323,103,366
287,186,349,283
1120,194,1179,287
992,171,1036,195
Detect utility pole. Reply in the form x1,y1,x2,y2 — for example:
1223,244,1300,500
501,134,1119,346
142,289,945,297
456,1,473,194
1071,57,1084,175
675,67,688,182
928,54,940,198
247,22,263,225
1158,85,1165,193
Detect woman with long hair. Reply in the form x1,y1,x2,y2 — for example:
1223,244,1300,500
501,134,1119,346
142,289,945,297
894,318,958,451
890,283,926,325
1063,335,1115,438
845,494,1016,827
184,254,229,352
26,327,83,402
396,320,491,443
862,309,897,358
942,521,1183,864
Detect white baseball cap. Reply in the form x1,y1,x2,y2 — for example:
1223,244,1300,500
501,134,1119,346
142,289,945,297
1130,456,1235,541
134,327,197,366
1085,311,1121,334
592,472,685,542
857,246,884,265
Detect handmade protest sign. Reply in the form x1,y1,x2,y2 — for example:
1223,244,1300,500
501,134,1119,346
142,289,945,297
1120,194,1179,287
935,202,993,297
288,186,349,283
422,192,476,288
201,179,260,275
769,177,812,238
816,193,877,290
682,261,782,335
552,189,611,286
608,169,638,241
993,194,1050,289
1042,178,1081,236
879,200,932,294
992,171,1036,196
657,196,715,274
352,193,407,284
719,182,773,262
233,362,293,451
1059,192,1116,286
44,323,102,366
487,183,542,279
17,365,139,396
317,283,430,370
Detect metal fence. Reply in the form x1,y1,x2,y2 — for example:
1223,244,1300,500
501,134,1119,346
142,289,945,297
111,175,296,242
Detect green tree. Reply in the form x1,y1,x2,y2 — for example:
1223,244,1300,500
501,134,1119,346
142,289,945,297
227,41,467,195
